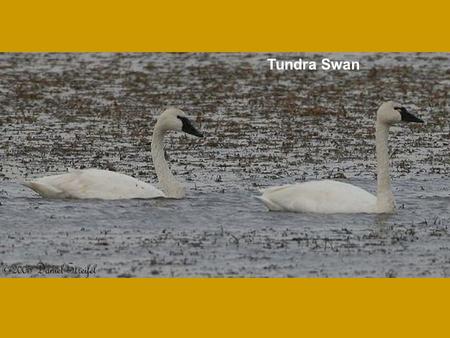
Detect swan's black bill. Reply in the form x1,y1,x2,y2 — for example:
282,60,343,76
178,116,204,137
395,107,424,123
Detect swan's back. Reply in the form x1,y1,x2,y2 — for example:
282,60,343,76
258,180,377,213
23,169,165,200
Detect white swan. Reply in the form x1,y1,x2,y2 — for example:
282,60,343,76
22,107,203,199
257,101,424,213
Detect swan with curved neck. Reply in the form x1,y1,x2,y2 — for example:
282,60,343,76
23,107,203,199
257,101,424,213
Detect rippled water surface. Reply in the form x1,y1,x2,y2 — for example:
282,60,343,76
0,53,449,277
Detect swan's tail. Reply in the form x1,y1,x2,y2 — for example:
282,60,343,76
254,195,282,211
258,184,292,195
22,181,63,198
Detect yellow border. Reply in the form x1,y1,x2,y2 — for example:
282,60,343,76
1,1,450,337
1,278,449,337
1,0,449,51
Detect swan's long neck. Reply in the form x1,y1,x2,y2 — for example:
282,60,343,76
151,126,185,198
375,121,395,213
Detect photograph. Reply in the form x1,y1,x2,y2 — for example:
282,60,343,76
0,52,448,277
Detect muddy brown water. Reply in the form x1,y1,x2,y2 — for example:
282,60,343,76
0,53,449,277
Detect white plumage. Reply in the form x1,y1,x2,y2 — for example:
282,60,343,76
257,101,423,214
23,169,165,199
22,107,203,200
257,180,377,213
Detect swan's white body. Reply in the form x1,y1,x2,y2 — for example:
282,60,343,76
23,169,165,199
257,101,423,214
257,180,377,213
23,108,203,200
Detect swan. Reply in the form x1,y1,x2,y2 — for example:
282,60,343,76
256,101,424,214
22,107,203,199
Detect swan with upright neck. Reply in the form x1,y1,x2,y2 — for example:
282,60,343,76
22,107,203,199
256,101,424,213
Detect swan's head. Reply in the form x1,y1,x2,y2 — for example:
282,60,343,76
156,107,203,137
377,101,424,125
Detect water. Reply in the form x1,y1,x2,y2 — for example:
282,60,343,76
1,177,449,277
0,53,449,277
